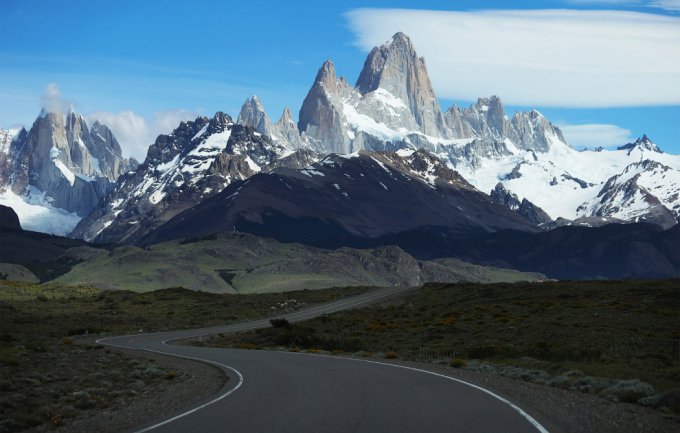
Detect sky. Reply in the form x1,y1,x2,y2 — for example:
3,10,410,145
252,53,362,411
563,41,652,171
1,0,679,159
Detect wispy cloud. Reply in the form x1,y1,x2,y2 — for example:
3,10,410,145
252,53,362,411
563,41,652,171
41,83,72,113
567,0,680,12
85,109,201,161
345,8,680,107
558,123,634,148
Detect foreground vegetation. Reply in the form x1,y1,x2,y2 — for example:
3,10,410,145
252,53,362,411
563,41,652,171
0,281,372,432
199,279,680,412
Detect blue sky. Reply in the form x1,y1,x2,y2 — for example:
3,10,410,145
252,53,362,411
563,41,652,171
1,0,678,158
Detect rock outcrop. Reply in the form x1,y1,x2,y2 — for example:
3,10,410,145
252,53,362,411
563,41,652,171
0,204,21,229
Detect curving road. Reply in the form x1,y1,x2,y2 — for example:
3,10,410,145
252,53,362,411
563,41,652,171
99,286,554,433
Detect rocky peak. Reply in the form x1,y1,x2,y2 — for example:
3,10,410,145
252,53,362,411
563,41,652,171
90,120,123,157
490,182,552,225
355,32,448,138
207,111,232,135
278,107,295,125
617,135,662,154
490,182,521,210
237,96,273,136
315,60,338,92
473,96,507,137
65,111,89,144
356,32,418,96
298,59,350,153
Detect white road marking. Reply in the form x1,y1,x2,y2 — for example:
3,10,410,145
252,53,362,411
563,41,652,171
286,351,551,433
96,337,245,433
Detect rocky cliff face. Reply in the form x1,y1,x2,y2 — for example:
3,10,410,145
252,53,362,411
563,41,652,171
0,204,21,229
355,32,450,138
298,60,355,154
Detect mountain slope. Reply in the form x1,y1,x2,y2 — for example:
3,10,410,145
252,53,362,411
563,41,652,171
140,149,537,246
437,223,680,280
72,112,318,244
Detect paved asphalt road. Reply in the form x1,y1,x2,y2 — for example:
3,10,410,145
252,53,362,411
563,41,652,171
99,286,552,433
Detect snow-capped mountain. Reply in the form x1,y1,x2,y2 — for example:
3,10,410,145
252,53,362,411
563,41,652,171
576,159,679,228
139,148,537,246
455,133,680,228
0,111,134,235
72,112,318,243
268,32,678,228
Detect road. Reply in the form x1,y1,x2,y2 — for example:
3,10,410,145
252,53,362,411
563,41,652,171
98,286,553,433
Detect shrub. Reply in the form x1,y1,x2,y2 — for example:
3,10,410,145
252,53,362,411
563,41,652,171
385,351,398,359
270,318,290,328
450,358,467,368
603,379,655,403
165,371,177,380
62,338,74,345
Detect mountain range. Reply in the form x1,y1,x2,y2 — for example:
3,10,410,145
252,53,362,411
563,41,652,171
1,31,678,281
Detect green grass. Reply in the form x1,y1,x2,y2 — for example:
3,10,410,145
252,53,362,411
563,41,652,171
201,279,680,393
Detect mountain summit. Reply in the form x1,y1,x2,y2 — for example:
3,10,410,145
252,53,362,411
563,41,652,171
617,135,662,155
355,32,449,138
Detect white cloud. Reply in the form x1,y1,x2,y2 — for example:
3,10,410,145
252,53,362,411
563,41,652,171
558,123,634,148
345,9,680,107
41,83,72,113
567,0,680,12
652,0,680,11
85,109,200,161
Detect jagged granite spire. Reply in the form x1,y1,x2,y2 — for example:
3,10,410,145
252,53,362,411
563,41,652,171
443,96,567,152
355,32,449,138
298,59,353,153
237,96,273,137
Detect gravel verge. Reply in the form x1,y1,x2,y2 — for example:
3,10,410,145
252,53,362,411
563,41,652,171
31,348,225,433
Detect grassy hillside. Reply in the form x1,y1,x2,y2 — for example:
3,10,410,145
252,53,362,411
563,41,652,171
54,233,545,293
